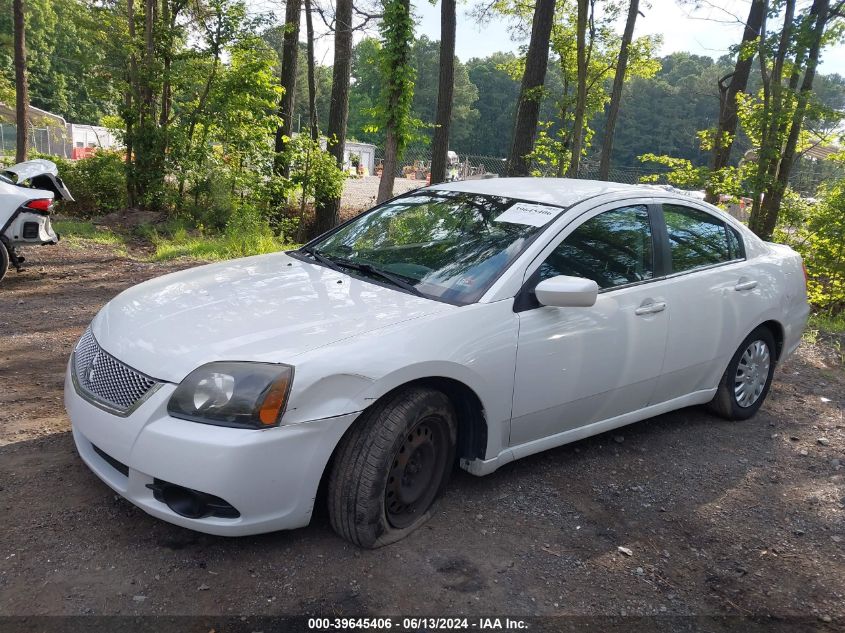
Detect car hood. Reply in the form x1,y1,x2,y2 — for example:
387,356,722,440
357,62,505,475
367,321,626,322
91,251,454,382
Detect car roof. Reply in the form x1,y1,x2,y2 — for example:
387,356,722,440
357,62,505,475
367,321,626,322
427,177,643,208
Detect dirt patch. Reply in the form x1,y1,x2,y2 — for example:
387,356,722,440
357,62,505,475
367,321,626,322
1,240,844,620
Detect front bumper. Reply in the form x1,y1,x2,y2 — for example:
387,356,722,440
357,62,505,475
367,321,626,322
65,368,360,536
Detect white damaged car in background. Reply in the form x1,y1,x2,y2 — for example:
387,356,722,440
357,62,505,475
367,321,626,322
0,158,74,283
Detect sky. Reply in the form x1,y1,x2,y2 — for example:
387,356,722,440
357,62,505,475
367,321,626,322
412,0,845,73
288,0,845,75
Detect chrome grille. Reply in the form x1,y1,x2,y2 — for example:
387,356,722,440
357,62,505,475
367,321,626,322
73,328,160,414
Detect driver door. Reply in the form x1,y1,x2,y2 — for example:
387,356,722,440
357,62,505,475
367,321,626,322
509,201,670,446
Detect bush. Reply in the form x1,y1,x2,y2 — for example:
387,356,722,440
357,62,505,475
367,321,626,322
777,182,845,315
51,152,128,217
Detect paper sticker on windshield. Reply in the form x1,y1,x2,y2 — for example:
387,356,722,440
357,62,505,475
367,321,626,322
494,203,559,227
393,196,433,205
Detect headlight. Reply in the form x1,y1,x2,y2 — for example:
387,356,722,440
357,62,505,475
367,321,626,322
168,362,294,428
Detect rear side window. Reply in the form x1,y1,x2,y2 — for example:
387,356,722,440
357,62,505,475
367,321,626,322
538,205,654,289
663,204,740,273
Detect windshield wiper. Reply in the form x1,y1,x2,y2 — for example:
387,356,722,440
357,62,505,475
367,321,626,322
300,248,425,298
334,257,425,297
300,246,344,273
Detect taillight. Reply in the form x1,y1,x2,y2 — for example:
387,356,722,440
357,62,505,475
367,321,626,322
25,198,53,212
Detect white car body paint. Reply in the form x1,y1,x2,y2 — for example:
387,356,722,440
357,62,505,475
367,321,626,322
1,160,73,280
65,178,810,535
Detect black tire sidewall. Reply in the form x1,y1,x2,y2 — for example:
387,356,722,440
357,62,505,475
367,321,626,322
722,326,777,420
0,242,9,283
329,387,457,548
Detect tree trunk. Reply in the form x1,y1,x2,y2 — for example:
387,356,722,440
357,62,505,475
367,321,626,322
748,0,796,236
305,0,319,140
506,0,556,176
314,0,353,235
378,129,399,203
429,0,456,185
125,0,138,207
598,0,639,181
274,0,302,179
376,0,414,204
567,0,589,178
756,0,830,240
13,0,28,163
704,0,766,201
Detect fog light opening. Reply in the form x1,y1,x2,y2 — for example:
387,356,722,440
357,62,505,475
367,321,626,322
147,479,240,519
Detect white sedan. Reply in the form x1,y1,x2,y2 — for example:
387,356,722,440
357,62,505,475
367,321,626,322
65,178,809,547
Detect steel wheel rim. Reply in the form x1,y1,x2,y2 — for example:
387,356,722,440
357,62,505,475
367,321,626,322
385,416,448,529
734,340,771,408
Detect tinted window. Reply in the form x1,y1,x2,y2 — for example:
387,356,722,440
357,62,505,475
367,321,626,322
664,205,734,273
538,205,654,289
726,224,745,260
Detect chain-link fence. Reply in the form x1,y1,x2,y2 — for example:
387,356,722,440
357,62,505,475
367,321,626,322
0,123,70,157
376,146,669,184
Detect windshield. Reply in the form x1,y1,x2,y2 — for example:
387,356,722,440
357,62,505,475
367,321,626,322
308,190,562,304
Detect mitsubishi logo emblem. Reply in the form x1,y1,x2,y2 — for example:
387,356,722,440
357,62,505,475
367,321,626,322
87,353,100,383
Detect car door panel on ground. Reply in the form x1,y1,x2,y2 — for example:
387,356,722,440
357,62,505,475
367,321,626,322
652,202,769,402
510,200,670,447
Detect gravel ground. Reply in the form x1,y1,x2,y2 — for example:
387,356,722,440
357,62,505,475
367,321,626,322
1,239,844,624
341,176,426,212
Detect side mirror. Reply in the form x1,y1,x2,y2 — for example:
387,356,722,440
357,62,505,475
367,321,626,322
534,275,599,308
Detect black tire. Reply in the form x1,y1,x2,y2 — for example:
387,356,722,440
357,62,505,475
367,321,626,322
708,325,777,421
328,386,457,548
0,242,9,284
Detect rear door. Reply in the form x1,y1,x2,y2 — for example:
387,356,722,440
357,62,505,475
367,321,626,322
652,202,754,402
509,200,670,446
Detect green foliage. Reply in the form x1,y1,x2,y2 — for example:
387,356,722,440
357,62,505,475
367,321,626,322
638,153,708,189
49,152,127,217
776,181,845,314
638,149,752,198
283,134,345,204
375,0,418,155
147,204,293,261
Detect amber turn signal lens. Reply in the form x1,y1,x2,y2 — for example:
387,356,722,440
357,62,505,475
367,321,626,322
258,375,292,426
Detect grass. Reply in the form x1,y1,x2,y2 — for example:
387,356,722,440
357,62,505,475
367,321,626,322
53,219,126,246
52,218,295,262
143,223,296,262
809,312,845,334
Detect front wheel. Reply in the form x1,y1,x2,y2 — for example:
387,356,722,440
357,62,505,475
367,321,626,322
0,241,10,283
708,326,777,420
328,386,456,548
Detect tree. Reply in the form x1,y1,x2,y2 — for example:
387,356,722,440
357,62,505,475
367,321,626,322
314,0,354,234
13,0,28,162
704,0,767,201
376,0,416,203
748,0,844,239
430,0,456,185
273,0,302,179
464,53,520,155
566,0,589,178
304,0,319,140
599,0,640,180
507,0,556,176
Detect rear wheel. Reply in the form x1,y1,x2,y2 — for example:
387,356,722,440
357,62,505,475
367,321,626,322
328,386,456,548
708,326,777,420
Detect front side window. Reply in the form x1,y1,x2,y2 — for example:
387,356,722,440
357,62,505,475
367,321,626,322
537,205,654,290
308,190,561,304
664,204,737,273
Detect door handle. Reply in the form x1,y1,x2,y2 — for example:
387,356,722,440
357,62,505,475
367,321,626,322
735,279,758,291
635,301,666,315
